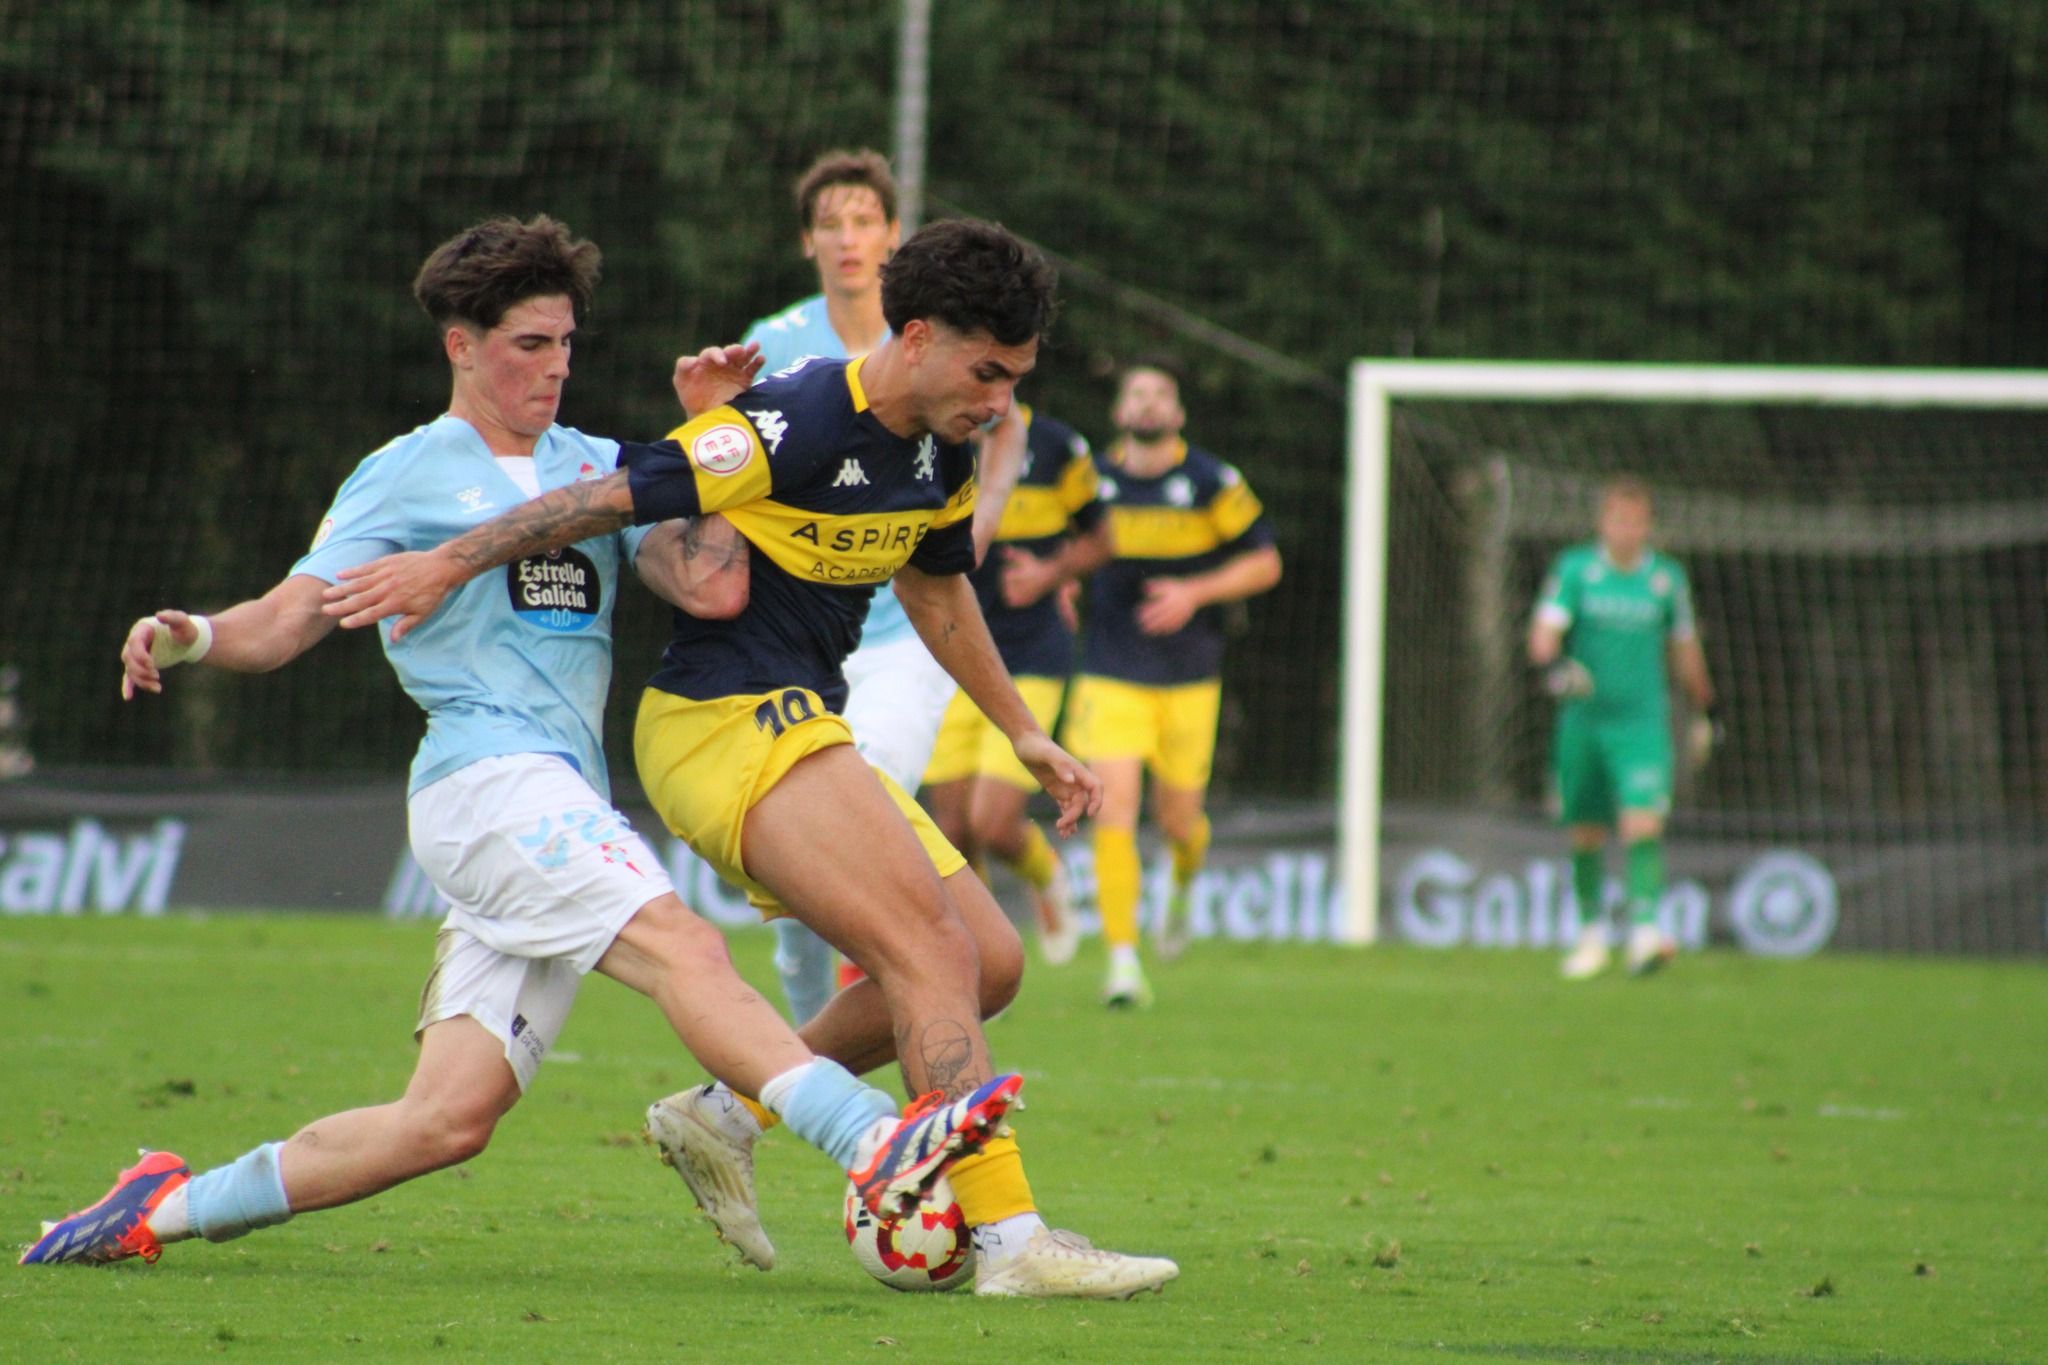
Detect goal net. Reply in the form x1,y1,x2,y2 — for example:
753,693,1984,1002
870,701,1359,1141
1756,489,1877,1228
1345,363,2048,956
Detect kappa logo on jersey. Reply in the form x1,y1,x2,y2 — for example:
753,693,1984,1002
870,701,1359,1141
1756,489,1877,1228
691,423,754,476
915,437,937,481
747,409,789,453
833,458,870,487
772,356,822,379
507,546,602,633
1164,474,1195,508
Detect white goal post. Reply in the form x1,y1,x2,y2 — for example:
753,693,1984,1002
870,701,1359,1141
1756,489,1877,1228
1339,360,2048,946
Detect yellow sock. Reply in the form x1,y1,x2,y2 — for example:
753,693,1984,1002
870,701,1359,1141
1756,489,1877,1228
1009,821,1058,891
1095,825,1141,948
737,1091,780,1132
1170,813,1211,891
947,1134,1036,1225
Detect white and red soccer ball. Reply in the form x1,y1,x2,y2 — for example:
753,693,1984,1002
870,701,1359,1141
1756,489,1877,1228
841,1174,974,1292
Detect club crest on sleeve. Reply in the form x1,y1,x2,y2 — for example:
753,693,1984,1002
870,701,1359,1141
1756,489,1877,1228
310,516,335,550
691,424,754,476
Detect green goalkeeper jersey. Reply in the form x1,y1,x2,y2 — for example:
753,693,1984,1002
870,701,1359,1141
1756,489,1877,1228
1535,543,1695,722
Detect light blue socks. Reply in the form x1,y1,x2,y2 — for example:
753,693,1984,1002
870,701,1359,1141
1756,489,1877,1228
188,1140,293,1242
760,1059,897,1169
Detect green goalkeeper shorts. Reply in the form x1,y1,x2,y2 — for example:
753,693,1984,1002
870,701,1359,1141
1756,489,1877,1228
1551,709,1672,824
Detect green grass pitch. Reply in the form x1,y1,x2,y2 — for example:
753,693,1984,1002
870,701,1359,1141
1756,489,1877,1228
2,914,2042,1362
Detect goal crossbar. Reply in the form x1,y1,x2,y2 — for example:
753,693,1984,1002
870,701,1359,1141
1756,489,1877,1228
1339,360,2048,946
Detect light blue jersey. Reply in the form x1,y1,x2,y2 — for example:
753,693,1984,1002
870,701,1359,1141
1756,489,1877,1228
293,416,648,798
741,295,917,648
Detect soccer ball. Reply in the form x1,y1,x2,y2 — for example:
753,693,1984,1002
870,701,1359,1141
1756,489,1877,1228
841,1174,974,1292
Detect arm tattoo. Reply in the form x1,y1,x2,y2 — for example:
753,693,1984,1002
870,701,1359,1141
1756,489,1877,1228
446,471,634,571
939,618,958,645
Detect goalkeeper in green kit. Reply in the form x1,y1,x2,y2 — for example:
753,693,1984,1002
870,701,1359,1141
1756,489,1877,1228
1528,476,1717,979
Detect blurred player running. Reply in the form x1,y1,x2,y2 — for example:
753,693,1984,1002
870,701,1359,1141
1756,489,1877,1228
1529,475,1717,979
324,219,1177,1299
21,216,1016,1269
922,401,1110,965
1065,358,1282,1008
734,147,1027,1025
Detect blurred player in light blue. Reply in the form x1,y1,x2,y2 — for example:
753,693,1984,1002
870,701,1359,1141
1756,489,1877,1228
22,215,1018,1269
734,148,1026,1024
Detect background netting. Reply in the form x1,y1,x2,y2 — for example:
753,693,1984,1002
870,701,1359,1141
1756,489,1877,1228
5,1,2048,815
1383,397,2048,951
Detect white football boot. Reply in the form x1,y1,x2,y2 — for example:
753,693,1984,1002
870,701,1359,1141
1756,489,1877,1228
1624,922,1678,976
1560,924,1611,980
975,1226,1179,1299
1035,859,1080,967
646,1086,774,1270
1102,955,1153,1009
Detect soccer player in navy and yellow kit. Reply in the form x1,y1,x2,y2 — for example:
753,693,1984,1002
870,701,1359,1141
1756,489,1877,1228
736,147,1030,1025
923,403,1111,965
1530,475,1717,979
328,220,1178,1299
1066,358,1282,1008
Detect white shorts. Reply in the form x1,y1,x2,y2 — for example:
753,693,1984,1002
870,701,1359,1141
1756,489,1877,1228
409,753,673,1090
842,632,957,790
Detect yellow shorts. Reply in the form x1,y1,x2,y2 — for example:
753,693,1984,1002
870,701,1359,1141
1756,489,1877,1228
1062,675,1222,792
921,676,1067,791
634,687,965,919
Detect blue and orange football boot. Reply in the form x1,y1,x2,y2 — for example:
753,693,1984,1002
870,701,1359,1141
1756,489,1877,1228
848,1074,1022,1220
19,1150,190,1266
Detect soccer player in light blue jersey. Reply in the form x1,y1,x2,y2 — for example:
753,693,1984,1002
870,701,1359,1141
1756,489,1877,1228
22,215,1019,1270
732,148,1026,1025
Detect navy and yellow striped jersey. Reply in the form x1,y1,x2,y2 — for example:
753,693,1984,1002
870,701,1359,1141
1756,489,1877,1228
1080,438,1273,685
970,406,1102,679
620,356,976,710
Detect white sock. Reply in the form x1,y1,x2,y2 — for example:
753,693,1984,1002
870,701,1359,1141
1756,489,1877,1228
145,1183,193,1244
971,1211,1046,1267
1109,943,1140,971
702,1082,766,1142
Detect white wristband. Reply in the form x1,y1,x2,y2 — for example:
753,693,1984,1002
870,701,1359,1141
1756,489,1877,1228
144,614,214,668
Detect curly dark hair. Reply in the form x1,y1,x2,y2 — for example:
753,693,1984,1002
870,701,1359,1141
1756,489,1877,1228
412,214,602,332
880,218,1057,347
794,148,898,229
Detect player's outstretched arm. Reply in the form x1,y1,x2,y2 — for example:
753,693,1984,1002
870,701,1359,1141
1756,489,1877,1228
895,565,1103,834
120,575,338,700
1136,543,1282,636
323,472,638,640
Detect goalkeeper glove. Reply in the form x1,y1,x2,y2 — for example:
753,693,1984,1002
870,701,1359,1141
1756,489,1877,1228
1687,704,1724,768
1542,658,1595,700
